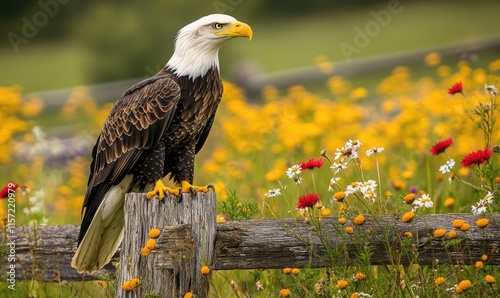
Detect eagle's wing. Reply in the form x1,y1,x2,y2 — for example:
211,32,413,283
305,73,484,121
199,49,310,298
78,76,181,243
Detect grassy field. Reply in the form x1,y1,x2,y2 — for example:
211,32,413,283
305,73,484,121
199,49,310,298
1,0,500,93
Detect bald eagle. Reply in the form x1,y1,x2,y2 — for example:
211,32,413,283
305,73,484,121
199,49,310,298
72,14,252,274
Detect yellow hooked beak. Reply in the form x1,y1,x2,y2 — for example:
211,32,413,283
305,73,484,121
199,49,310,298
216,21,253,41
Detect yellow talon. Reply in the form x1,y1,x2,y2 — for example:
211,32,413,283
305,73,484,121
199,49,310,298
181,180,212,193
147,180,180,200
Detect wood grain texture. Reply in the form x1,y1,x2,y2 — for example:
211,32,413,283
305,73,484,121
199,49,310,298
213,214,500,269
2,207,499,288
115,191,216,298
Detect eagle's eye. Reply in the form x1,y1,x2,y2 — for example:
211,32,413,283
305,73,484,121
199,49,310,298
211,23,224,30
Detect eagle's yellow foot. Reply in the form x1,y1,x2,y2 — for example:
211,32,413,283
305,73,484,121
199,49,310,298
181,180,215,194
146,180,181,200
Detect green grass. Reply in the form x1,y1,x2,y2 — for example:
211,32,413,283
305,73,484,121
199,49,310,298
230,0,500,72
0,41,87,92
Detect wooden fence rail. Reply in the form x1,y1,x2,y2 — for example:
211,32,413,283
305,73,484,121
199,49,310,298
2,192,500,297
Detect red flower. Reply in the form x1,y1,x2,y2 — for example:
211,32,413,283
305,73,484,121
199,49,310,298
0,182,19,199
300,158,324,170
297,193,320,209
448,81,463,95
429,138,453,155
461,148,492,168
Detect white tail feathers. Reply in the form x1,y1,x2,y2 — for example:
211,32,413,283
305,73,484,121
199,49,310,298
71,175,133,274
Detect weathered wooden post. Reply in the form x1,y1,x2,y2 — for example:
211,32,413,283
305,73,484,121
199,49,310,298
116,191,216,298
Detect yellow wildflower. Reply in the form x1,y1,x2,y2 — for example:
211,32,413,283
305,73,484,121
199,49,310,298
403,193,416,204
292,268,300,275
476,218,489,228
279,288,291,297
334,191,345,202
481,254,488,261
201,265,210,275
354,214,365,225
456,279,471,293
354,272,366,280
146,239,157,250
433,228,446,238
283,267,292,275
452,219,465,229
404,231,413,239
443,197,454,208
320,208,331,217
460,223,470,231
336,279,348,290
425,52,441,66
149,228,161,239
447,230,457,239
486,275,496,284
338,217,347,225
345,226,354,234
435,276,445,286
402,211,415,223
121,278,140,291
140,247,151,256
475,261,484,269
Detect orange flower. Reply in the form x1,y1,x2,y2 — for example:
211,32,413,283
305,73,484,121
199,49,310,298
354,215,365,225
456,279,471,293
140,247,151,256
279,288,291,297
486,275,496,284
475,261,484,269
447,230,457,239
460,223,470,231
336,279,348,290
291,268,300,275
354,272,366,280
338,217,347,225
435,277,445,286
476,218,489,228
452,219,465,229
346,226,354,234
146,239,158,250
433,228,446,238
403,193,416,204
201,265,211,275
334,191,346,202
283,267,292,275
443,198,454,208
404,232,413,239
320,208,331,216
402,211,415,223
149,228,161,239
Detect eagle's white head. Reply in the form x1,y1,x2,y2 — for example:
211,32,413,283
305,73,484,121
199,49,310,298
166,14,253,80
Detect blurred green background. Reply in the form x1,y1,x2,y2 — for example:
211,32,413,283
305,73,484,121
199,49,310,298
1,0,500,93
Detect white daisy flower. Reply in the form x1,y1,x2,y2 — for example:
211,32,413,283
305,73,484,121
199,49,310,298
328,177,341,192
484,191,494,204
331,162,347,174
286,164,302,179
264,188,281,198
471,200,487,215
413,194,433,209
365,147,384,156
485,84,498,96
